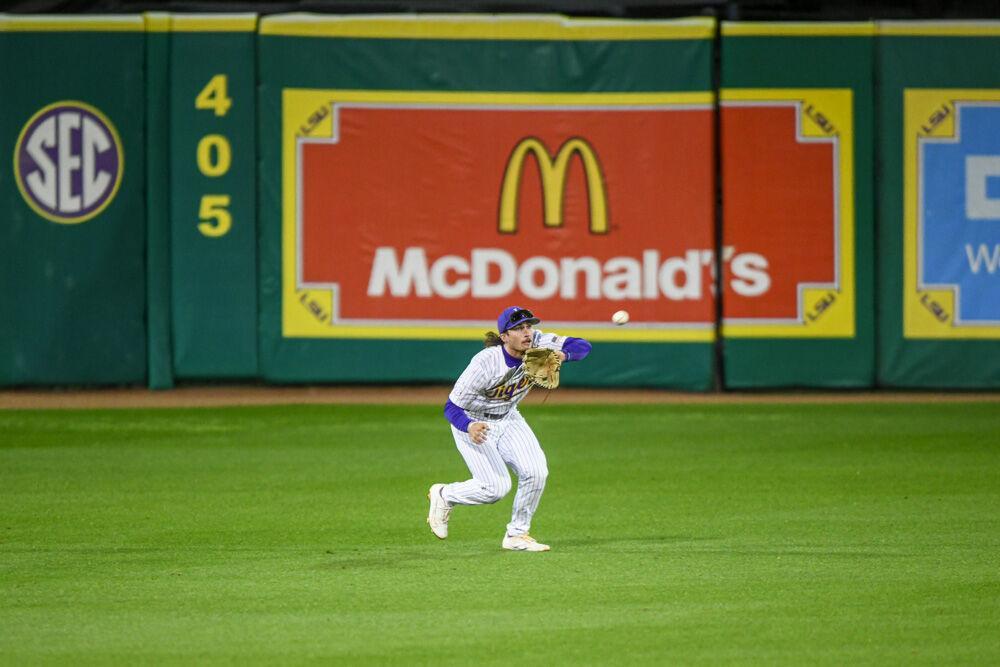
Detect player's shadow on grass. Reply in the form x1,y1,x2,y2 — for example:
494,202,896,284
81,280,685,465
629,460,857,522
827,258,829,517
546,538,917,559
320,547,494,569
320,536,733,568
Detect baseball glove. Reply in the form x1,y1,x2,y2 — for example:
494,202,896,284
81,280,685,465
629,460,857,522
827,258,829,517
523,347,562,389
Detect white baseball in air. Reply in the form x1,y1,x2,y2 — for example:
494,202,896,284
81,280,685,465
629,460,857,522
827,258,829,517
611,310,630,326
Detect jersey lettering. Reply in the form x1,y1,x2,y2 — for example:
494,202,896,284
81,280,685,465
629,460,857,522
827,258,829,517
487,376,532,400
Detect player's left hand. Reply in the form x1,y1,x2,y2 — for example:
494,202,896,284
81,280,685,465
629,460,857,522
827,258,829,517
468,421,489,444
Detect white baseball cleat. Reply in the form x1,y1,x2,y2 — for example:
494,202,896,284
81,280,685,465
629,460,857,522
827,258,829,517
502,533,550,552
427,483,452,539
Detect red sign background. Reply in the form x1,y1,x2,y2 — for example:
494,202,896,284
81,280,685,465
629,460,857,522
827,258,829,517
721,105,836,319
300,105,715,324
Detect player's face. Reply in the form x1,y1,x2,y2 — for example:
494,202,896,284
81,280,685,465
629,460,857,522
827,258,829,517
502,323,534,352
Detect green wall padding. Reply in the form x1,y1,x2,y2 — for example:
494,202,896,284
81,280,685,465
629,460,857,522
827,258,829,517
167,15,259,380
719,24,876,388
145,14,174,389
257,16,718,389
876,24,1000,388
1,17,147,385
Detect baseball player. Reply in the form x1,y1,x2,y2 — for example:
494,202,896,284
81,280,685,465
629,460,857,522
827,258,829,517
427,306,592,552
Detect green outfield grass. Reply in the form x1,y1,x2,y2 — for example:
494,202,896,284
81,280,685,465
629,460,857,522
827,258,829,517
1,402,998,664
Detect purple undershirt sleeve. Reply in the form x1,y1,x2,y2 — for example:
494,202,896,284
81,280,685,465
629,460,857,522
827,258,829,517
443,399,474,432
562,337,592,362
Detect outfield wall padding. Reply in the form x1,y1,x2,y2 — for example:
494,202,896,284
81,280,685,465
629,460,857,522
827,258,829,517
0,16,147,385
257,15,718,389
718,23,877,388
876,22,1000,388
145,14,174,389
2,14,998,390
165,15,259,380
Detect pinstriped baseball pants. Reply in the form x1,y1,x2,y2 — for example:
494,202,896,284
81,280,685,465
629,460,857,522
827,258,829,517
441,409,549,537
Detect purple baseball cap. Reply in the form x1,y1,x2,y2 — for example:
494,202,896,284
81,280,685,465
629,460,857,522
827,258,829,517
498,306,540,333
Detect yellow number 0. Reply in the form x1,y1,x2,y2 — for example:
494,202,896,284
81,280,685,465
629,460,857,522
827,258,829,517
199,195,231,237
197,135,231,177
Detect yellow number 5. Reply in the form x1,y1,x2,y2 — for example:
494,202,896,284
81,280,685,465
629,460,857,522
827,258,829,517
199,195,231,237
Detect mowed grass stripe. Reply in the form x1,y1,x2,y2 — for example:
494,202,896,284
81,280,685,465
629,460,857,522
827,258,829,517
1,403,998,664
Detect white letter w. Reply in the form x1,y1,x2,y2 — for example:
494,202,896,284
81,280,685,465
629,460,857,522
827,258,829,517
965,243,1000,274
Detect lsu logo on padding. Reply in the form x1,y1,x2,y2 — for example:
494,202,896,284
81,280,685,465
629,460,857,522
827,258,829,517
14,101,124,224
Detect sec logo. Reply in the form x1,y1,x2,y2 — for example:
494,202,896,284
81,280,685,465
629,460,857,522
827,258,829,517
14,101,124,224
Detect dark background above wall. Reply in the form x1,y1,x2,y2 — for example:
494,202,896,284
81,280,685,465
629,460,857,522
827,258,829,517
1,0,999,20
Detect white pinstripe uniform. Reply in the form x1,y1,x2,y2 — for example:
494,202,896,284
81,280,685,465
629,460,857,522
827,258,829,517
441,330,567,537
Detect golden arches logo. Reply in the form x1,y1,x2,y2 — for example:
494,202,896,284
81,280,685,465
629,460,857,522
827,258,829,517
498,137,608,234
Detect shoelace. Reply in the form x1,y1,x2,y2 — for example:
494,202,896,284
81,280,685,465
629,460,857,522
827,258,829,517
433,490,452,520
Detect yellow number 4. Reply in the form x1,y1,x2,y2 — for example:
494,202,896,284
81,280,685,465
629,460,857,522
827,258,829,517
195,74,232,117
199,195,232,237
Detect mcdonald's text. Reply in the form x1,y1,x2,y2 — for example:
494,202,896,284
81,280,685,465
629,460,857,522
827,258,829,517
367,247,770,301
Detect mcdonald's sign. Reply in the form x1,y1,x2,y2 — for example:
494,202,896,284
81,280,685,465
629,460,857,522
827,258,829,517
283,89,727,341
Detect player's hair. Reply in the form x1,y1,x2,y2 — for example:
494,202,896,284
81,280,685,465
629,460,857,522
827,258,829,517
483,331,503,347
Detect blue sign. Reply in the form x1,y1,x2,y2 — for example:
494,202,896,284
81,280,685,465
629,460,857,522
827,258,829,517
921,103,1000,323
